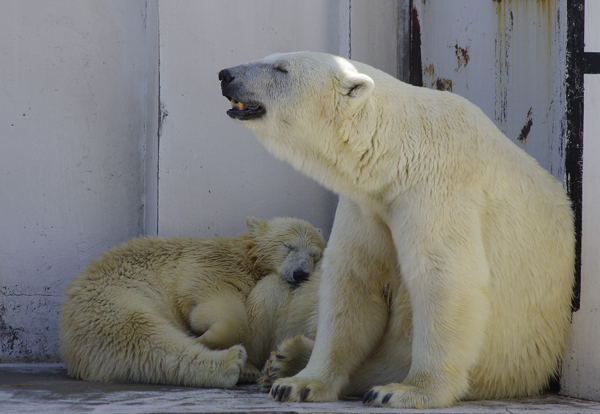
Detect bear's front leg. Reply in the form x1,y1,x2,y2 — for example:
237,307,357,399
364,196,492,408
270,197,395,402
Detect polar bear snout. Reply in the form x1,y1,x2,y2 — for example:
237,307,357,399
283,265,311,287
218,68,234,84
291,269,310,285
219,67,266,121
279,250,316,287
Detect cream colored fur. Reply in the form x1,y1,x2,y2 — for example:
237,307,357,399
59,216,324,388
220,52,575,408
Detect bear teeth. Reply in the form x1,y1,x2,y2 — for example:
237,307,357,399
230,98,245,110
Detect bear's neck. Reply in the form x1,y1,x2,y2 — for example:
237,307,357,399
263,110,408,208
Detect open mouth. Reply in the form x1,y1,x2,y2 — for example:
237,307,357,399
226,97,266,120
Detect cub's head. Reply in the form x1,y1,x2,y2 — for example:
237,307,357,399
245,216,325,286
218,52,374,162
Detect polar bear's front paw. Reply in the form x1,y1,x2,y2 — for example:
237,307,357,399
259,353,280,392
238,363,261,384
362,382,452,409
259,335,314,393
269,377,337,402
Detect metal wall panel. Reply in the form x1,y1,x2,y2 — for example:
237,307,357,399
412,0,567,181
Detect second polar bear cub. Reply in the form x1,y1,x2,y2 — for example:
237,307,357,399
220,52,575,408
59,216,324,388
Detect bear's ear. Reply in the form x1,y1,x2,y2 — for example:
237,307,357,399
245,217,268,236
337,72,375,111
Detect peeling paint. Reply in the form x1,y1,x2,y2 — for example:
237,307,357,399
423,63,435,78
495,0,513,127
0,304,26,357
454,44,470,70
517,107,533,142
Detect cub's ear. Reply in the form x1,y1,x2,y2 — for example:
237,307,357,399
337,72,375,111
245,217,268,235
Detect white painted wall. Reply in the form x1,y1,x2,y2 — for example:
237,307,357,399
155,0,399,240
155,1,341,239
561,0,600,400
0,0,399,361
0,2,149,361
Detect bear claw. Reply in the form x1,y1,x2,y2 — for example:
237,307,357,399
363,390,378,404
300,387,311,401
271,385,279,398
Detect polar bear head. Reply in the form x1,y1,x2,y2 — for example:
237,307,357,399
219,52,381,195
245,216,324,286
219,52,374,123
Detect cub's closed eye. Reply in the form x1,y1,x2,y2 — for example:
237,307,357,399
283,242,297,251
274,65,288,74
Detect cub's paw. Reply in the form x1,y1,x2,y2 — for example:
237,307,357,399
220,345,247,387
238,363,261,384
269,377,337,402
362,382,453,409
260,335,314,392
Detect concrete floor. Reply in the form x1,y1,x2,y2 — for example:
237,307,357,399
1,363,599,414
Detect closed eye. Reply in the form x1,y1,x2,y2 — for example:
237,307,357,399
273,63,289,74
283,242,297,251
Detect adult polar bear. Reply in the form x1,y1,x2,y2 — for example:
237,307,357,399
219,52,575,408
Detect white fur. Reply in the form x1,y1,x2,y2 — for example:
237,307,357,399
221,52,575,408
59,217,324,387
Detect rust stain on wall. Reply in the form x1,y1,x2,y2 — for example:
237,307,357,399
436,78,453,92
423,63,435,78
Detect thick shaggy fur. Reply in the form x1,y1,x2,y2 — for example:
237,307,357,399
59,217,324,388
220,52,575,408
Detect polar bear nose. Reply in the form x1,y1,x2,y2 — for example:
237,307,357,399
218,69,234,84
292,269,310,284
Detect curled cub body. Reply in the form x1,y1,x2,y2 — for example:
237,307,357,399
59,216,324,388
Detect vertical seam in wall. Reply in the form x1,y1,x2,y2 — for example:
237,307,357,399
141,0,148,235
397,0,411,81
156,5,161,236
348,1,352,59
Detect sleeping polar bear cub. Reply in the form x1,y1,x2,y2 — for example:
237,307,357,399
219,52,575,408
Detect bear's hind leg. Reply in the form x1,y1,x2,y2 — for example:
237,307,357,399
111,304,246,388
345,279,413,396
190,294,250,350
142,319,247,387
